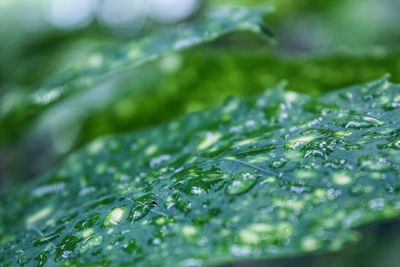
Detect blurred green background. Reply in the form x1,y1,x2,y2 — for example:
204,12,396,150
0,0,399,193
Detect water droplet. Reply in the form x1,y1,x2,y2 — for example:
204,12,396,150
333,172,351,185
270,157,287,169
34,226,65,247
239,229,260,245
150,154,171,168
55,235,81,260
88,140,104,154
31,182,66,197
129,205,151,224
74,213,100,230
285,135,317,150
79,235,103,253
182,225,197,238
122,239,142,254
339,92,353,101
384,184,400,194
300,236,321,252
324,159,349,170
334,130,352,138
104,207,125,226
226,172,257,195
379,136,400,150
145,145,158,156
34,252,48,267
383,101,400,111
349,184,364,195
362,94,374,101
191,186,206,195
82,228,94,238
358,156,392,171
231,245,252,257
338,114,385,129
369,198,385,210
198,132,222,150
290,185,309,194
302,136,339,158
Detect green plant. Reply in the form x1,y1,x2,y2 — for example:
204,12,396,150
1,3,400,267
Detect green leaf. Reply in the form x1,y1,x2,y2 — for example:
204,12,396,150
5,48,400,192
34,6,272,104
0,6,272,145
2,77,400,266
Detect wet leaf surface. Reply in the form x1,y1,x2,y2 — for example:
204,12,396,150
2,77,400,266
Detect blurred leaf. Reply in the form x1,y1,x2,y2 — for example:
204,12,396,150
212,0,400,53
0,6,273,146
2,77,400,266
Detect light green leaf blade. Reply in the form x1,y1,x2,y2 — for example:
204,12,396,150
33,6,272,105
2,77,400,266
0,6,272,146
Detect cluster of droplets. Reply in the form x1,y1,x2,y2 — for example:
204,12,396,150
2,78,400,266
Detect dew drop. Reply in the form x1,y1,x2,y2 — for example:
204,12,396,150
339,114,385,129
379,137,400,150
74,213,100,230
33,226,65,247
324,159,348,170
182,225,197,238
191,186,206,195
358,156,392,171
226,172,257,195
333,172,351,185
150,154,171,168
290,185,309,194
270,157,287,169
122,239,142,254
369,198,385,211
239,229,260,245
383,101,400,111
34,252,48,267
300,236,321,252
349,184,364,195
284,135,317,150
198,132,222,150
129,205,152,224
79,235,103,253
104,207,125,226
384,184,398,194
55,235,81,260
